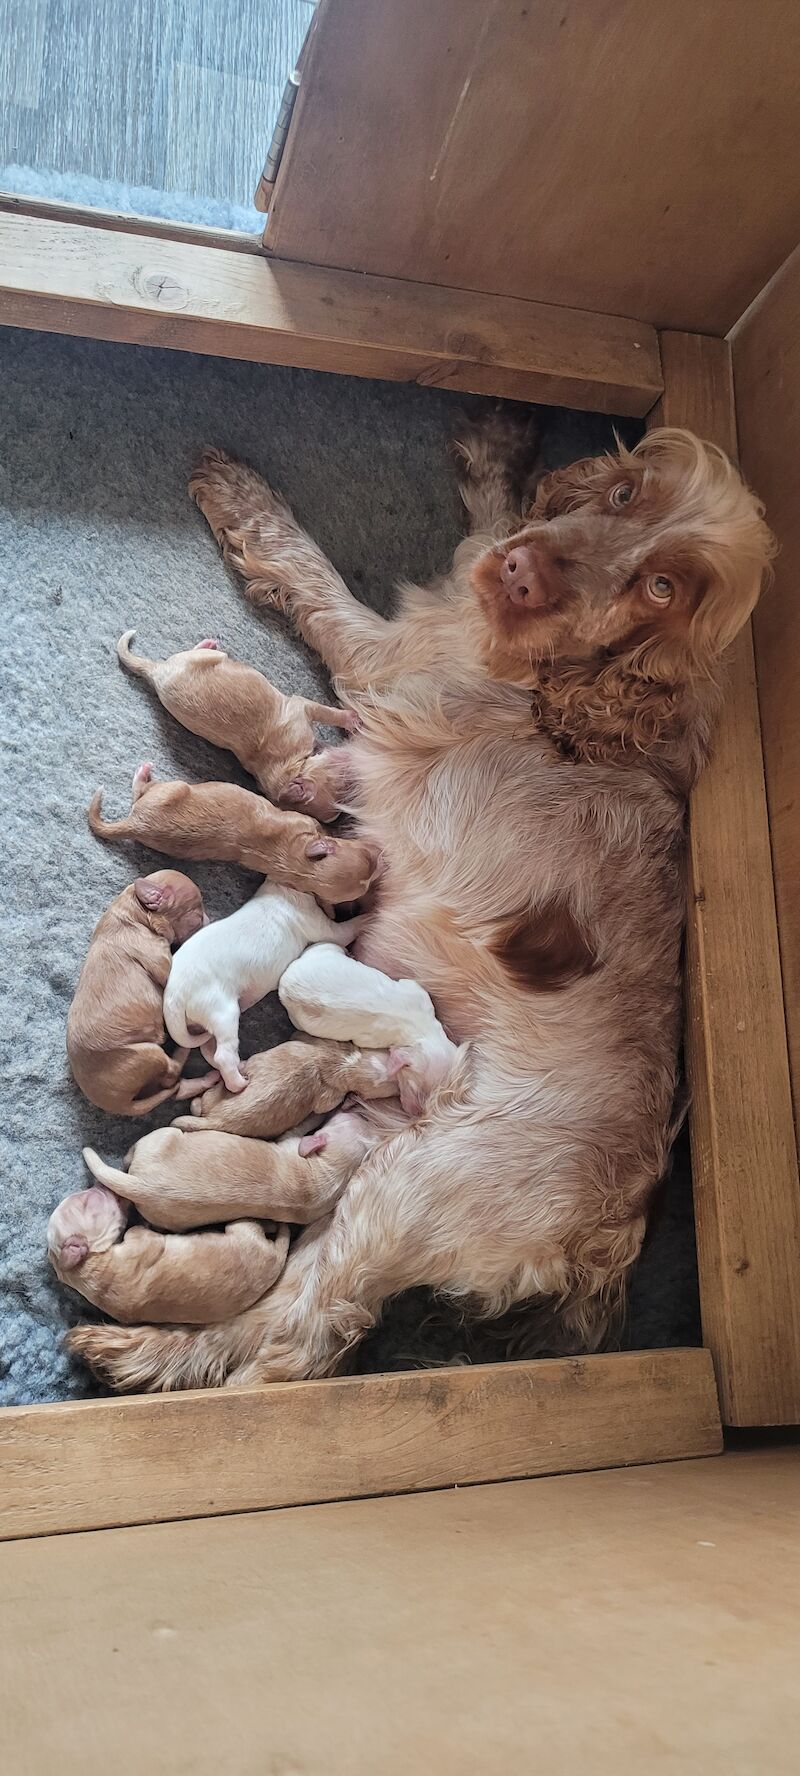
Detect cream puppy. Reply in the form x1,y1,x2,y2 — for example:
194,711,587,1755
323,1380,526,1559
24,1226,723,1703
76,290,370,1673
82,1108,374,1228
164,886,359,1094
278,943,459,1114
48,1186,289,1325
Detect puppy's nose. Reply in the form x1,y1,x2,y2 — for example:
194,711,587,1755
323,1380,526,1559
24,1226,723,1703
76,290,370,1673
500,544,549,607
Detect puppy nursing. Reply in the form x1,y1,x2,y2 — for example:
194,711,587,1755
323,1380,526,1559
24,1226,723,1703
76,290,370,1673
118,631,354,819
89,767,380,903
48,1187,289,1325
174,1036,398,1136
83,1111,375,1229
163,883,359,1093
278,944,460,1114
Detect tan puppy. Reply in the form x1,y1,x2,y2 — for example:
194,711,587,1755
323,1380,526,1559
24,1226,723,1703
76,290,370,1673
66,870,218,1115
82,1107,375,1229
173,1036,398,1136
48,1185,289,1324
89,767,380,903
117,631,354,820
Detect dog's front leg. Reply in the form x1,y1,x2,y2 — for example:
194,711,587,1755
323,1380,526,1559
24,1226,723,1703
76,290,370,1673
190,448,401,692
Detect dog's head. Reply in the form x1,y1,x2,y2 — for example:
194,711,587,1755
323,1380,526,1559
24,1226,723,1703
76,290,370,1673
133,870,206,943
470,428,775,687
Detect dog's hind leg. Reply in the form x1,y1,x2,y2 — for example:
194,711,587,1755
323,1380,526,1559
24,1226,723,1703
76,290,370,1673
452,404,542,538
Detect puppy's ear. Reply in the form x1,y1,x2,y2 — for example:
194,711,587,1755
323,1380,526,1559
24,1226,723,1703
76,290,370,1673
305,837,334,860
58,1233,89,1270
134,876,174,912
298,1131,328,1157
385,1047,414,1077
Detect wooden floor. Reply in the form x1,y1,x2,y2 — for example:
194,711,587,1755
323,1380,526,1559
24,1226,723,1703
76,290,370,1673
0,0,314,206
3,1448,799,1773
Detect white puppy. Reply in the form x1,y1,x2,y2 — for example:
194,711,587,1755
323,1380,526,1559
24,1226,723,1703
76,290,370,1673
278,943,459,1114
164,886,358,1093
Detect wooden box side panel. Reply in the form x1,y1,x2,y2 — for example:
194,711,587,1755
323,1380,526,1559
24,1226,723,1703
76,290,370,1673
649,332,800,1425
0,1351,721,1541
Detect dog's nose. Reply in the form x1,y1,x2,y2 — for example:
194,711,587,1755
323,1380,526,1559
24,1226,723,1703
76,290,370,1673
500,544,549,606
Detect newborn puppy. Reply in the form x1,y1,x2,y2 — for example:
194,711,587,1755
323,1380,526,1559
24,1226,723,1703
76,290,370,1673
82,1107,374,1228
66,870,218,1115
173,1036,398,1136
278,944,460,1114
48,1186,289,1324
117,631,354,820
163,883,360,1094
89,767,381,904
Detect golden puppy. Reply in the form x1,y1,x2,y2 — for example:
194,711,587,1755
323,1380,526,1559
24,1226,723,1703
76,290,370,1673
117,631,354,820
89,766,381,903
48,1185,288,1324
173,1036,398,1137
82,1107,375,1229
66,869,217,1116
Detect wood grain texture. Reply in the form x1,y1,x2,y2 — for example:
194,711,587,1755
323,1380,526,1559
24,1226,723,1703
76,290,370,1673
0,0,311,206
0,212,663,412
649,333,800,1426
733,249,800,1142
3,1450,798,1776
0,1349,721,1541
0,188,266,251
266,0,800,334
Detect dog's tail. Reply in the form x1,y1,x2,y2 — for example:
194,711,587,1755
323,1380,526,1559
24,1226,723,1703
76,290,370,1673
87,788,129,838
65,1317,259,1393
81,1146,133,1197
117,629,157,678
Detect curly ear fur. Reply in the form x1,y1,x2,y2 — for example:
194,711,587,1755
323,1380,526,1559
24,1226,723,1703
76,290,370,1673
530,653,720,792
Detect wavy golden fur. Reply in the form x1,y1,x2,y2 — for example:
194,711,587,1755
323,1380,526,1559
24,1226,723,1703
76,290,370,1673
67,418,775,1392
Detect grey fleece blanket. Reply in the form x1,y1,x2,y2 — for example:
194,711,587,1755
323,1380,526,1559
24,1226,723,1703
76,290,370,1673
0,323,699,1403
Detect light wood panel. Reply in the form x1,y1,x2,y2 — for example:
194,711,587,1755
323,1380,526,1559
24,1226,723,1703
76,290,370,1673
0,211,662,413
266,0,800,335
649,333,800,1425
0,1349,721,1541
3,1450,799,1776
733,249,800,1137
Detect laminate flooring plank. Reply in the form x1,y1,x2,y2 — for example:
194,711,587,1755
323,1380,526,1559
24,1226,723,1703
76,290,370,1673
0,0,311,205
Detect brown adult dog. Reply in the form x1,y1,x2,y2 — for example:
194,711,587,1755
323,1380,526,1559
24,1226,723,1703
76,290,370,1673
48,1185,289,1325
81,1110,376,1230
66,870,217,1115
117,631,354,820
69,422,775,1393
88,765,381,903
172,1036,398,1137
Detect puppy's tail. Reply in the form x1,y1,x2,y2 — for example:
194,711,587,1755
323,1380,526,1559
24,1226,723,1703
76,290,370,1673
81,1146,132,1197
117,630,157,679
87,788,128,838
65,1317,259,1393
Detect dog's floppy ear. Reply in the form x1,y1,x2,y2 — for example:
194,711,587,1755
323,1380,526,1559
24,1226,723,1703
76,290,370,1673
305,837,334,860
134,876,174,912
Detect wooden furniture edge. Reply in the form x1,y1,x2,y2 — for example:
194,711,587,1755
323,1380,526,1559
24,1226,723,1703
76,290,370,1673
0,211,662,414
0,1349,720,1541
0,188,266,253
648,331,800,1426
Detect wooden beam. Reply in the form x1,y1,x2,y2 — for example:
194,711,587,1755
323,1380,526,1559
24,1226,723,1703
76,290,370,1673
0,1349,720,1541
0,189,264,254
0,212,662,415
649,332,800,1425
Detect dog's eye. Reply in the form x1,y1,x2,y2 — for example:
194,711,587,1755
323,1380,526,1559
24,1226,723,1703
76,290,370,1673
645,574,675,605
609,482,635,509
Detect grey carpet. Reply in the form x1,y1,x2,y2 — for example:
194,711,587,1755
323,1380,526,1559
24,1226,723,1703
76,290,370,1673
0,322,700,1405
